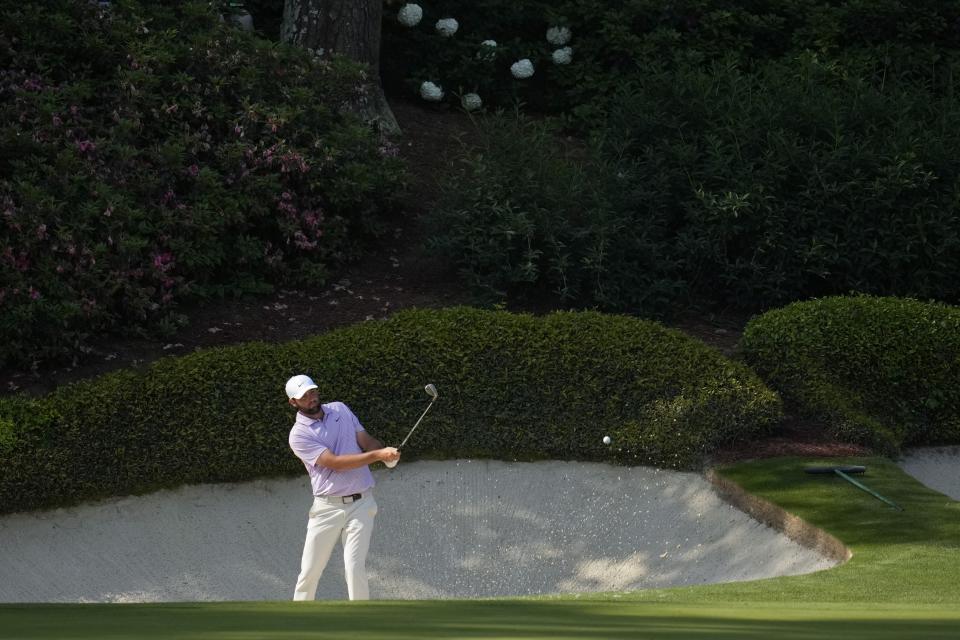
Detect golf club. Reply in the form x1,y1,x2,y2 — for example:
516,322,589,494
384,383,438,468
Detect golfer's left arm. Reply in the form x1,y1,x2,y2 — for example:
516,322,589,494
356,430,384,452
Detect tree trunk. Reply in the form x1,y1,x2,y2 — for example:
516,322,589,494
281,0,401,137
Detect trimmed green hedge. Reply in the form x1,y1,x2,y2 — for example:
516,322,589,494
741,295,960,453
0,307,780,514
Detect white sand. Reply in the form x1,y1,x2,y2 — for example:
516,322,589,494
898,446,960,500
0,460,836,603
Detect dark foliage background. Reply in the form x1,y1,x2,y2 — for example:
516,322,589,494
0,0,404,368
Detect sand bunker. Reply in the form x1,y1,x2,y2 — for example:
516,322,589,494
0,460,836,602
898,446,960,501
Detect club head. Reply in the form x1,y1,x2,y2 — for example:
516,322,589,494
424,383,438,400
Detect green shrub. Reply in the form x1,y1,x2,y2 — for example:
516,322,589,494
0,0,405,368
741,295,960,453
431,51,960,312
554,0,960,119
425,109,685,312
604,50,960,308
0,307,781,513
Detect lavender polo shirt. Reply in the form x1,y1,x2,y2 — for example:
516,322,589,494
288,402,375,497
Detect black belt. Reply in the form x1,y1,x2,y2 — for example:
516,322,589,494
319,492,365,504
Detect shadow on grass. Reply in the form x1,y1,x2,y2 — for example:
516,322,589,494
2,600,959,640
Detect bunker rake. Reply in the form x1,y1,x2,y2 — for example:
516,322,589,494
804,464,904,511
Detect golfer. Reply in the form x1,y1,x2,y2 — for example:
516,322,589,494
286,374,400,600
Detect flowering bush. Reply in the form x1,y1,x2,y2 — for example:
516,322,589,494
397,3,423,27
476,40,498,61
381,1,557,110
0,1,404,368
380,0,960,116
510,59,535,79
460,93,483,111
434,17,459,37
551,47,573,65
419,80,444,101
546,26,572,46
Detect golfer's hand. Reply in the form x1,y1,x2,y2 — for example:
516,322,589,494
377,447,400,463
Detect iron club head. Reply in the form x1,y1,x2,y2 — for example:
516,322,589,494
393,384,439,452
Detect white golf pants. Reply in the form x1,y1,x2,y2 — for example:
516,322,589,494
293,492,378,601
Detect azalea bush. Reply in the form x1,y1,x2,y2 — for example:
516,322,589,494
0,0,405,368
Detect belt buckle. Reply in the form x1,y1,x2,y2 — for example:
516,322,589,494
343,493,360,504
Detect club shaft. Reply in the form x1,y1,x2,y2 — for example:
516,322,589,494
834,470,904,511
399,399,435,449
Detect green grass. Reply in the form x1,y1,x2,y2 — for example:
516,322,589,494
1,456,958,639
622,456,960,605
1,600,958,639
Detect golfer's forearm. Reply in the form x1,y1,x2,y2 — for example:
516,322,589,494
318,451,382,471
363,437,384,451
357,431,384,451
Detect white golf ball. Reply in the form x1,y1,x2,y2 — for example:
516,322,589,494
602,436,612,445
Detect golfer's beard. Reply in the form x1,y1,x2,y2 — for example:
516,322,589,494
303,402,322,416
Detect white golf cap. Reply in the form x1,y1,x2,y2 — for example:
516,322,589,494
285,374,318,400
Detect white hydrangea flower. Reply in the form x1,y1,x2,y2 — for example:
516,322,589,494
419,81,444,102
461,93,482,111
546,26,572,45
552,46,573,65
435,18,459,37
397,4,423,27
510,58,535,79
477,39,497,61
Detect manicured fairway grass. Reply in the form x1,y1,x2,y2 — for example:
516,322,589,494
623,456,960,606
1,600,958,640
1,456,958,639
